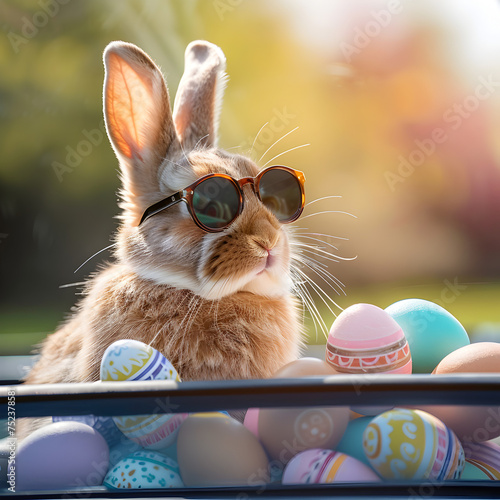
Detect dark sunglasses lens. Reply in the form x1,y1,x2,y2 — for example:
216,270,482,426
259,169,303,222
192,177,240,229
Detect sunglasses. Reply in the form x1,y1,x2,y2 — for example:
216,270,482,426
139,165,306,232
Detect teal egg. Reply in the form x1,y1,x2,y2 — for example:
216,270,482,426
385,299,470,373
335,417,372,467
461,461,491,480
104,450,183,489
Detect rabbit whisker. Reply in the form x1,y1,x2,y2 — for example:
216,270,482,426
299,210,357,221
290,271,319,340
258,126,299,164
180,294,201,332
304,195,343,208
59,281,88,289
178,137,191,165
261,143,310,168
292,244,340,264
73,243,117,274
149,292,192,348
291,234,340,252
292,241,357,262
290,229,349,242
250,121,269,157
299,255,347,296
293,265,342,318
290,267,328,341
192,133,210,151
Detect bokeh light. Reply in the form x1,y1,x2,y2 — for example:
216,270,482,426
1,0,500,354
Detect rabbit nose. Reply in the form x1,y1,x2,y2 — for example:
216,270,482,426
252,229,280,252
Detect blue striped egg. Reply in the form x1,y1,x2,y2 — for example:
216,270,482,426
100,339,188,449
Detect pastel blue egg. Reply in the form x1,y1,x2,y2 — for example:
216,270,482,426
103,450,183,490
108,439,143,468
335,417,372,467
461,461,491,480
385,298,470,373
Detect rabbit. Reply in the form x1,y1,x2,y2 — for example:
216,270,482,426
24,40,305,389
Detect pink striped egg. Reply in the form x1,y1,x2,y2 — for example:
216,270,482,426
282,449,380,484
463,441,500,480
326,304,412,375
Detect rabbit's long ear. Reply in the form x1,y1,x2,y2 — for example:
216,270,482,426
173,41,227,150
103,41,178,199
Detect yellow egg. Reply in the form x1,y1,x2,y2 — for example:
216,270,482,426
363,408,464,480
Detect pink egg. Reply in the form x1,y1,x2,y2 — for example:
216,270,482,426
326,304,412,375
243,408,260,438
282,448,380,484
463,441,500,480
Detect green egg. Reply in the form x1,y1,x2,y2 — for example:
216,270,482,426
385,299,470,373
335,417,373,467
461,461,491,480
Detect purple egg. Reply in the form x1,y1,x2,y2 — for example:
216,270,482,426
52,414,123,447
16,421,109,491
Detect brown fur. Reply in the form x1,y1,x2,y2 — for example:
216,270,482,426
25,41,304,400
26,264,301,384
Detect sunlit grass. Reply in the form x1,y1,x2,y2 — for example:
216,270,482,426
1,281,499,355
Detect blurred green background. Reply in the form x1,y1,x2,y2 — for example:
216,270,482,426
1,0,500,357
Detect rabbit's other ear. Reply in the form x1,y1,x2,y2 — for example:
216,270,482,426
173,41,227,151
103,41,179,198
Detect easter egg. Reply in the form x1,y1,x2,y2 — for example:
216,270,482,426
243,407,260,438
257,405,349,464
52,414,123,448
461,461,491,480
415,343,500,443
282,449,380,484
177,413,269,487
461,441,500,480
363,408,465,480
326,304,412,375
433,342,500,374
16,422,109,491
103,450,183,489
100,339,188,449
335,416,373,467
274,358,339,378
108,438,143,468
100,339,181,382
385,299,470,373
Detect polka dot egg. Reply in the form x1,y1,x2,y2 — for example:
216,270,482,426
326,304,412,375
103,450,183,489
363,408,465,480
100,339,188,449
